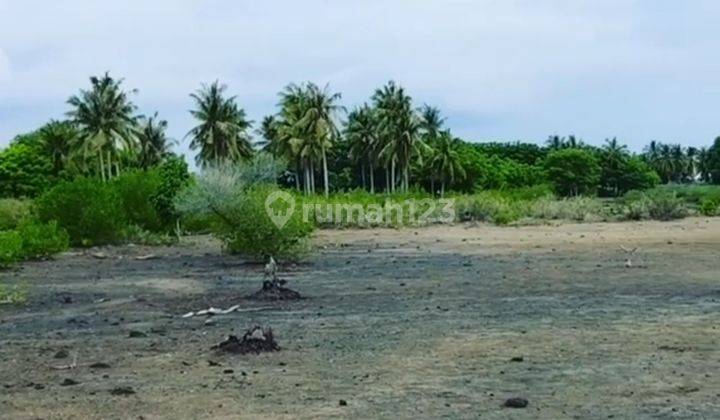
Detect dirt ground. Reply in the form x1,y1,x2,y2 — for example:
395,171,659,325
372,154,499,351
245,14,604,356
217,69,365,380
1,218,720,419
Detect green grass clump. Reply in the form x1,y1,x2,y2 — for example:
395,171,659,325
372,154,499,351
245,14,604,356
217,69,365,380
0,282,28,305
0,231,23,267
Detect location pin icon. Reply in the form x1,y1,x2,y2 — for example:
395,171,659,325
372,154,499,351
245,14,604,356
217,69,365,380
265,190,295,229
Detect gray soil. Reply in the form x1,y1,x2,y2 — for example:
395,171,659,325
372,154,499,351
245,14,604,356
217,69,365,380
1,218,720,419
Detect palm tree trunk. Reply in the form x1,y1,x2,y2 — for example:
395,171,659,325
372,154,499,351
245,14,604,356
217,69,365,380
369,161,375,194
441,180,445,197
310,161,316,195
99,151,106,182
391,160,396,193
322,148,329,197
385,167,390,193
107,150,113,180
361,164,366,190
304,162,310,195
295,161,301,191
431,178,435,196
403,165,409,192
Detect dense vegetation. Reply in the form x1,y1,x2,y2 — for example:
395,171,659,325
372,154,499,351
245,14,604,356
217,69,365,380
1,72,719,265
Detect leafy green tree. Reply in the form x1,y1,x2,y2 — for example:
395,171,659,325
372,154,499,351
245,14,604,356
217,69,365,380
188,81,253,167
0,134,56,198
543,148,600,196
67,73,139,181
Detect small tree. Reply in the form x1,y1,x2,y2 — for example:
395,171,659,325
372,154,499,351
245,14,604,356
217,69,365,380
543,148,600,196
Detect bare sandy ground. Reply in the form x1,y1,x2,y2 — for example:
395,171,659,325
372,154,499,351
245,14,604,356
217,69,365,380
1,218,719,419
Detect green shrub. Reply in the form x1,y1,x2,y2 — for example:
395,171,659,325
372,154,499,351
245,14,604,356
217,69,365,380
0,230,23,267
621,190,687,221
223,185,313,259
152,157,191,230
0,199,31,230
16,220,69,259
176,163,313,261
113,170,163,232
530,197,605,222
700,198,719,216
35,178,126,246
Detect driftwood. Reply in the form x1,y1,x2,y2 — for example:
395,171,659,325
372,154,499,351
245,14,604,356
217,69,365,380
181,305,272,318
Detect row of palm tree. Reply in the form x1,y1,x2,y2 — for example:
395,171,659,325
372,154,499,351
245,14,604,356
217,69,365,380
58,73,719,193
49,73,176,180
255,80,466,196
643,141,711,183
53,74,469,194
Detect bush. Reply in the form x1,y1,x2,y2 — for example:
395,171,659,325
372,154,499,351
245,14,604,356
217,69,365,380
530,197,605,222
0,199,31,230
16,220,69,259
176,162,313,261
113,170,163,232
151,157,191,230
621,190,687,221
0,230,23,267
700,198,719,216
35,178,126,246
223,185,313,259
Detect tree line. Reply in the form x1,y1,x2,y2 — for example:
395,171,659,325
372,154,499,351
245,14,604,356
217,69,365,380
2,72,720,199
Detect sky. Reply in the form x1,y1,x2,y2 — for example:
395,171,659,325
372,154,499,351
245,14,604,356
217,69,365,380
1,0,720,165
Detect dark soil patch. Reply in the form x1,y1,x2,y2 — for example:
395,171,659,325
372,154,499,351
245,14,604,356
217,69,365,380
504,397,528,408
211,326,280,354
246,280,302,301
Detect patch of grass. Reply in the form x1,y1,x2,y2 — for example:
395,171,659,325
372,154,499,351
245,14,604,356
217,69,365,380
123,225,178,246
0,230,23,267
0,282,27,305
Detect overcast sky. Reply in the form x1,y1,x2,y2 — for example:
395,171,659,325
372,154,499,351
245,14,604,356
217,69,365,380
1,0,719,164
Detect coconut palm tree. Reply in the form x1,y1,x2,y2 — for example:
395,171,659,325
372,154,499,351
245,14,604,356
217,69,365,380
300,83,342,197
430,131,465,196
372,81,427,192
697,147,711,182
346,104,378,192
137,112,174,170
188,81,253,167
419,105,445,143
276,82,342,196
39,120,77,175
67,72,139,181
